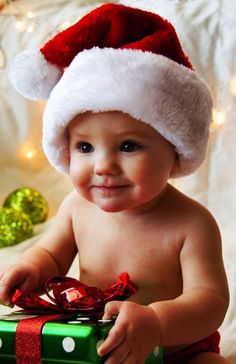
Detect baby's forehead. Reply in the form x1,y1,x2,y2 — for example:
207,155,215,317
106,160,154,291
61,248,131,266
68,111,158,138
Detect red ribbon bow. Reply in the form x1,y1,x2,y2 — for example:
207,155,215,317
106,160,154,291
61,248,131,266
12,273,138,364
12,272,138,314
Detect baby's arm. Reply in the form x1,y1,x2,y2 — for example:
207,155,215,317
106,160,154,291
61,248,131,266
0,192,77,306
98,207,229,363
148,209,229,346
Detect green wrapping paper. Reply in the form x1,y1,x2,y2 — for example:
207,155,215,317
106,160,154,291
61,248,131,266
0,312,164,363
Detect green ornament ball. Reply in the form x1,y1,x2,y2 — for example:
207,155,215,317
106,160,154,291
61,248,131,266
0,208,34,248
3,187,48,224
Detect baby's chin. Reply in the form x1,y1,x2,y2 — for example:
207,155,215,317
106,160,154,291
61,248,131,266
90,196,133,213
96,201,127,213
94,199,150,215
82,190,146,214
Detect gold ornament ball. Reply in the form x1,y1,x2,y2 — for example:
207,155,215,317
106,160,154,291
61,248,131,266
0,208,34,248
3,187,48,224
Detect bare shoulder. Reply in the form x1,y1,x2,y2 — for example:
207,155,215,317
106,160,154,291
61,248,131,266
56,189,85,218
167,184,221,244
58,189,79,209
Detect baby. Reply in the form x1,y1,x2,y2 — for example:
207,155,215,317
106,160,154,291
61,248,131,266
1,4,229,364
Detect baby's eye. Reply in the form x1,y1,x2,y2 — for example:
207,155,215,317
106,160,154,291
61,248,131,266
120,140,142,153
77,142,94,153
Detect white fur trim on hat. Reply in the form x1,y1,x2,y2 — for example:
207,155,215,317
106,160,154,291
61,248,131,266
42,47,212,177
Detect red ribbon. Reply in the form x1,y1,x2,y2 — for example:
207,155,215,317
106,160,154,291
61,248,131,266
12,273,138,364
16,313,65,364
12,272,138,313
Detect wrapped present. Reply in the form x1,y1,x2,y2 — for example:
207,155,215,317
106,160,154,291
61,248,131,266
0,273,163,363
0,311,164,363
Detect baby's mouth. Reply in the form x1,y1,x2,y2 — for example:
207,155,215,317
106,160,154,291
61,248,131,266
93,185,129,190
91,184,130,193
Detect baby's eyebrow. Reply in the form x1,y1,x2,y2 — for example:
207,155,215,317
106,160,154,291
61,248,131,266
117,131,151,140
70,132,90,139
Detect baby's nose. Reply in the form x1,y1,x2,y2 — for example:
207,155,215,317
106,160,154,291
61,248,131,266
94,155,120,176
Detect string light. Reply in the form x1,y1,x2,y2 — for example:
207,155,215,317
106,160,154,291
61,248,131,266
26,25,34,33
13,12,70,35
211,108,226,129
20,142,37,160
25,150,36,159
27,11,34,19
229,77,236,97
14,20,25,31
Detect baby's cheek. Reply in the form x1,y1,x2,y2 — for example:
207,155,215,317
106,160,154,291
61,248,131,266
70,163,89,187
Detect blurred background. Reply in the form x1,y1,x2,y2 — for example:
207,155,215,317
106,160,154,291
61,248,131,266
0,0,235,362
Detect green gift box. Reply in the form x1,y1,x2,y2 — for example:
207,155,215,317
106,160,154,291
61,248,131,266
0,311,163,363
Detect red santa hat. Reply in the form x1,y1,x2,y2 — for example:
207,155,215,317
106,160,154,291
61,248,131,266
9,3,212,177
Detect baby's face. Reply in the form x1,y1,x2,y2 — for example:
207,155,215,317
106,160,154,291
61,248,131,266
68,111,176,213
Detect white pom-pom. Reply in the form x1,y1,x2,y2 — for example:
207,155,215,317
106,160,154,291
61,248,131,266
8,50,63,100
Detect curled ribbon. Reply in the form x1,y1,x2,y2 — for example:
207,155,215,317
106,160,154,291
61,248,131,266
12,272,138,313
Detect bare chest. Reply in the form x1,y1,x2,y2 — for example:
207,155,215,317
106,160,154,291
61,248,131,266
73,215,183,304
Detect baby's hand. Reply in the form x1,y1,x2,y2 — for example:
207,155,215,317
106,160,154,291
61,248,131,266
0,263,40,307
97,301,162,364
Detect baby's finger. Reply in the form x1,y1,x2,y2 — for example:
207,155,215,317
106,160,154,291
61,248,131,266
0,298,14,308
102,342,131,364
0,269,20,288
97,320,126,357
18,273,37,293
0,285,12,306
103,300,123,320
0,269,24,304
0,266,13,282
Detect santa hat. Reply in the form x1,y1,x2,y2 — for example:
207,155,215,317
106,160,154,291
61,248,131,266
9,3,212,177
